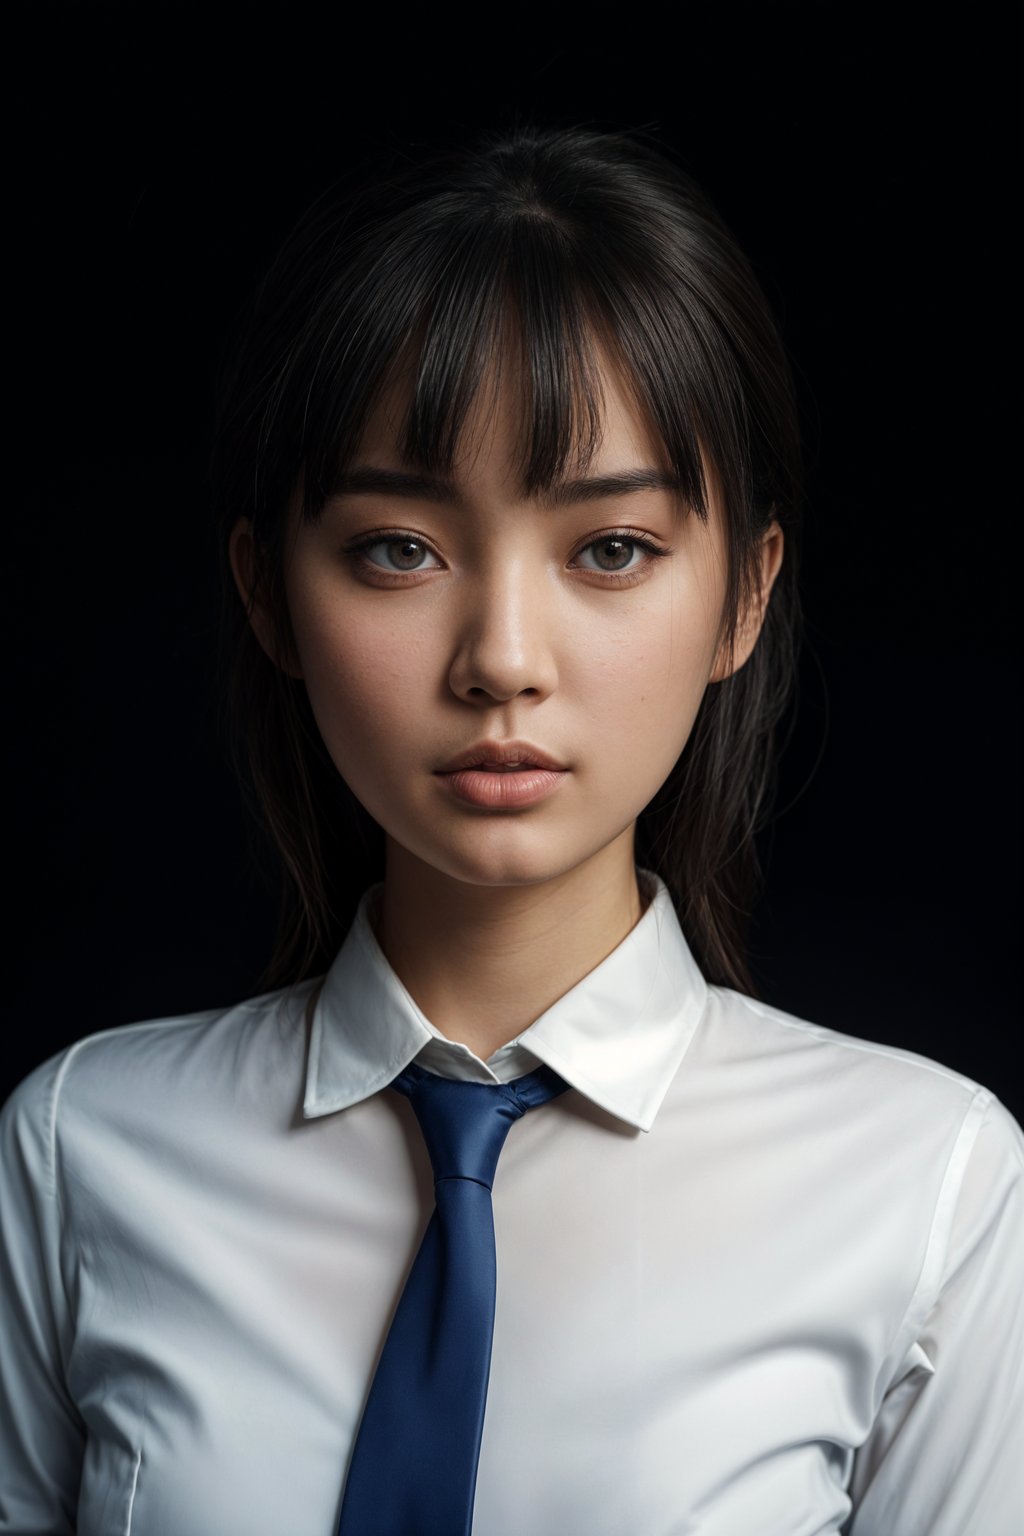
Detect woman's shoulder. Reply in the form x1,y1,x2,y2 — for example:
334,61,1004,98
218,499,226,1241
0,976,321,1146
703,980,1019,1144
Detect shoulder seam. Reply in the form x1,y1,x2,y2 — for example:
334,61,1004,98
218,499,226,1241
877,1083,994,1392
725,989,983,1095
46,1010,228,1211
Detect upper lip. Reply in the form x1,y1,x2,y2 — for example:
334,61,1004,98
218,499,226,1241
436,739,569,772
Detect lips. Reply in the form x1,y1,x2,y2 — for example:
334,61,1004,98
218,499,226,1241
436,739,568,774
437,762,569,809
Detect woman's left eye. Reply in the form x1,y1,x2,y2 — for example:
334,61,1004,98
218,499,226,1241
573,533,666,577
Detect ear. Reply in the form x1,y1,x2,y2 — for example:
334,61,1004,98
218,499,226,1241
228,516,304,679
709,520,785,683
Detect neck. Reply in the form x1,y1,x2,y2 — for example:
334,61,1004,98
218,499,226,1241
372,831,649,1063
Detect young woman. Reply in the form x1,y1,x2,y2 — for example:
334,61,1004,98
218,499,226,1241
2,126,1021,1536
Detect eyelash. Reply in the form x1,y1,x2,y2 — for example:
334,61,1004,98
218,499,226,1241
343,528,671,589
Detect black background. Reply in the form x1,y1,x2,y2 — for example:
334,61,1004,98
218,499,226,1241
6,3,1021,1122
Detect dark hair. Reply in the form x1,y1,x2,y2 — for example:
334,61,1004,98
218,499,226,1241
211,124,803,999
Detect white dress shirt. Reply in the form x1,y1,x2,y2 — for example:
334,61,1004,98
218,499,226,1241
2,867,1022,1536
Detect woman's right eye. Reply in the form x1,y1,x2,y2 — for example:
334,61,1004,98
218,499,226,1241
346,534,442,578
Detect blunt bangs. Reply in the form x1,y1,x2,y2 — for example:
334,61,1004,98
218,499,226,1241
277,137,780,555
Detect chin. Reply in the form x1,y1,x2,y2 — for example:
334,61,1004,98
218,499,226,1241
411,831,585,891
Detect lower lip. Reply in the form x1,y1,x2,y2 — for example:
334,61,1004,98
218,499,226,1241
435,767,569,808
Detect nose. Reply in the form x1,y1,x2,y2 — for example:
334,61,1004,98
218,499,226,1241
447,559,559,705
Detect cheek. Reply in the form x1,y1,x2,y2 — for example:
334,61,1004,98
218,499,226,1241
571,587,720,755
287,575,431,780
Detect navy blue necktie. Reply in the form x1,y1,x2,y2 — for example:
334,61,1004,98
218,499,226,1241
336,1058,570,1536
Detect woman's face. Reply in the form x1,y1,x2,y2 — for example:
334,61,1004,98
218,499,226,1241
232,349,781,894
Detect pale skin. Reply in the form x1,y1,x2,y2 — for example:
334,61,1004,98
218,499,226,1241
230,345,783,1062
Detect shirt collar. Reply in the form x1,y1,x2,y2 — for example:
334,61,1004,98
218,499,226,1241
302,866,708,1134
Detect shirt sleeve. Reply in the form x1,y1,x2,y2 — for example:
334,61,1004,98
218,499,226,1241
845,1089,1024,1536
0,1051,86,1535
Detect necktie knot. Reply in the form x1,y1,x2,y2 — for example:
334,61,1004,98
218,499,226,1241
390,1059,570,1189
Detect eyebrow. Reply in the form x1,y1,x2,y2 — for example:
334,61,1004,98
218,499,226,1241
328,465,681,506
